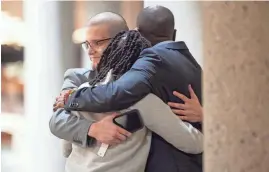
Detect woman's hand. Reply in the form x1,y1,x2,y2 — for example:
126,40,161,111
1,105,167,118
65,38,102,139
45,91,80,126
168,85,203,123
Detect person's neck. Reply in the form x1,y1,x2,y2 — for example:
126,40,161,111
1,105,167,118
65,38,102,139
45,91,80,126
152,38,173,46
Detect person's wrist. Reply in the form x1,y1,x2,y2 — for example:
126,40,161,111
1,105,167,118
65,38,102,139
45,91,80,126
69,89,76,96
64,89,76,105
88,122,97,138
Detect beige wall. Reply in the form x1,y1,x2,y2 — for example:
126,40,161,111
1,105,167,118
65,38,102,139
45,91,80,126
120,1,143,29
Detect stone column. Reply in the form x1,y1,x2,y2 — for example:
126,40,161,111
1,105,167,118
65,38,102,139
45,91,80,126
23,1,77,172
143,1,203,66
202,2,269,172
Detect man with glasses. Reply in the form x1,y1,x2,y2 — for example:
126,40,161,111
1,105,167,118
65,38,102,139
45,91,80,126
51,12,129,156
81,37,112,69
81,15,127,70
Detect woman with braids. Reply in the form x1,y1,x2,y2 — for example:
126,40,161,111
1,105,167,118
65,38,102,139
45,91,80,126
54,30,203,172
89,30,151,86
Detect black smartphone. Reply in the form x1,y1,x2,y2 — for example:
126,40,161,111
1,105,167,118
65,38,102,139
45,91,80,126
113,109,144,133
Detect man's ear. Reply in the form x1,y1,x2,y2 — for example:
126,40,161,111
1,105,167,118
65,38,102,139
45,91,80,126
172,29,177,41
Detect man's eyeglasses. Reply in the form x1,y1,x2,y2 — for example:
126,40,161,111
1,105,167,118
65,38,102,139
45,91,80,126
81,38,112,51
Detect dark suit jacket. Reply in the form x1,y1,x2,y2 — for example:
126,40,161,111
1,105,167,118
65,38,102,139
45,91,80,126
65,41,203,172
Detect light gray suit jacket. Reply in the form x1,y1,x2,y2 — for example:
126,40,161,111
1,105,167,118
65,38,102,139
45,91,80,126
49,68,203,172
50,68,95,151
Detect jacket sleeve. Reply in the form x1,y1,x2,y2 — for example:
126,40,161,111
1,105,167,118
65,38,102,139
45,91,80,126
64,49,162,112
49,69,95,149
132,93,203,154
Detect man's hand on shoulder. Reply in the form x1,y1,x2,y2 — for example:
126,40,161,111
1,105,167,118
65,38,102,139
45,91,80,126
88,113,132,145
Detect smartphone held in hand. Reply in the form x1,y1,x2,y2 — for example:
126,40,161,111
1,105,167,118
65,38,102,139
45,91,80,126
113,109,144,133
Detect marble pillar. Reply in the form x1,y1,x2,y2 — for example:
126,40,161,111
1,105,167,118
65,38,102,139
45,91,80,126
203,2,269,172
24,1,77,172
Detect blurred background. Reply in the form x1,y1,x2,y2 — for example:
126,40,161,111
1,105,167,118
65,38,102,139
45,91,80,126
1,1,202,172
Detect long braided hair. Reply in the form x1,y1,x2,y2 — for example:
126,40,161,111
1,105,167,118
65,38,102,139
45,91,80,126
89,30,151,86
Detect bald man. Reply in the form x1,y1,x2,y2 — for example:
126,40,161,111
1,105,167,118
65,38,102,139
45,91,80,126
81,12,129,69
50,12,130,160
50,11,203,172
64,6,203,172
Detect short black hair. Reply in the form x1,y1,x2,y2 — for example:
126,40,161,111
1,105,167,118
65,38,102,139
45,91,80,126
137,5,175,45
89,30,151,86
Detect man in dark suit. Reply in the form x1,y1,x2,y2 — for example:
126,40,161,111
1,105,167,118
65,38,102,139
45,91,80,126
62,6,203,172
